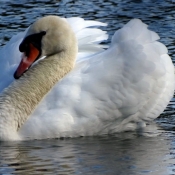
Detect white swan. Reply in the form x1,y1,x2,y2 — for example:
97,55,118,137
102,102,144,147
0,16,174,141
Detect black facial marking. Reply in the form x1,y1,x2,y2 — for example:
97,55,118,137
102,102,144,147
14,31,46,79
19,31,46,57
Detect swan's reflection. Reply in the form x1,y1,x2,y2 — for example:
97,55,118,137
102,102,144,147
0,124,174,175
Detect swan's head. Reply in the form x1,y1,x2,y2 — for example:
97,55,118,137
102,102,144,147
14,16,77,79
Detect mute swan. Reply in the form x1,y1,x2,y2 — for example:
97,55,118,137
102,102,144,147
0,16,174,141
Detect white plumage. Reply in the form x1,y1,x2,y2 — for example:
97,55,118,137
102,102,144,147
0,17,174,140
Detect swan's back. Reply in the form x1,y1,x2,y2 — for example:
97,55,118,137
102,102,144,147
19,19,175,140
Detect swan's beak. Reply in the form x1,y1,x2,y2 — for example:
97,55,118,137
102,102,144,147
14,31,46,79
14,43,40,79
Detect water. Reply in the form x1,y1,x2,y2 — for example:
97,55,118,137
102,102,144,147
0,133,175,175
0,0,175,174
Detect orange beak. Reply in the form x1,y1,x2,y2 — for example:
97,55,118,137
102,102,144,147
14,43,40,79
14,31,46,79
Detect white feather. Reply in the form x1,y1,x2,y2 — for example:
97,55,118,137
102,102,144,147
0,18,174,140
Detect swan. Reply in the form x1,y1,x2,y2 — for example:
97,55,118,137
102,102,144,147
0,16,174,141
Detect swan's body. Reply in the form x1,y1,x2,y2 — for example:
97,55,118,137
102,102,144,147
0,16,174,141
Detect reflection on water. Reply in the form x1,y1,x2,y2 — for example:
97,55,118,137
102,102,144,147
0,132,174,175
0,0,175,174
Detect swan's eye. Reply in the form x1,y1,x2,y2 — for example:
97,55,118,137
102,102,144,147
41,31,46,36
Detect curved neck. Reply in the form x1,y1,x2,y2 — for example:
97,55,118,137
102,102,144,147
0,49,77,140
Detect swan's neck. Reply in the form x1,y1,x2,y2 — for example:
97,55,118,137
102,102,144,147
0,50,77,140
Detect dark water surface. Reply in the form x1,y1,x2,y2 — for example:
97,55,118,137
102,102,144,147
0,0,175,174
